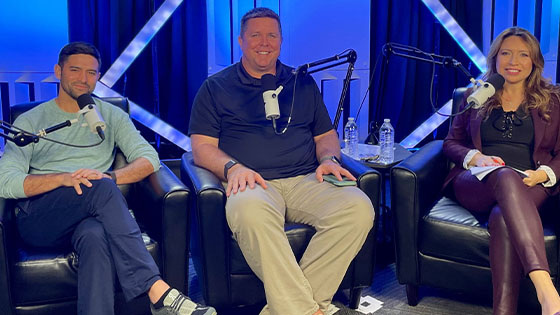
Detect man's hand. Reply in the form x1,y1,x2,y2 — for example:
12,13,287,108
226,164,268,197
315,160,356,182
71,168,109,181
523,170,548,187
64,169,110,195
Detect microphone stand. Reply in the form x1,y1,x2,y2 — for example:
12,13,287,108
0,122,39,146
296,49,357,130
0,119,75,147
373,43,476,125
383,43,473,79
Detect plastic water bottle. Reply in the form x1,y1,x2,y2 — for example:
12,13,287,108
379,118,394,164
344,117,359,159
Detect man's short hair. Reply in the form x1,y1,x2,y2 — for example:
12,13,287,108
58,42,102,69
240,7,282,38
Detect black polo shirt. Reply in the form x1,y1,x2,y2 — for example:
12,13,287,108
189,61,334,180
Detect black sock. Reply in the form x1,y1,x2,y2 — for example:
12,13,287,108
153,287,173,309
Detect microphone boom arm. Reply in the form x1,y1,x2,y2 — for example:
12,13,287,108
296,49,358,130
384,42,474,81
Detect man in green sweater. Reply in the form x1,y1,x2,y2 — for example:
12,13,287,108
0,42,215,315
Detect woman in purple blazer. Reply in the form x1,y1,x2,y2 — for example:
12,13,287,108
443,27,560,315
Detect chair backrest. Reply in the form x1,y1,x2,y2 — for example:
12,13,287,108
9,97,129,123
449,87,468,129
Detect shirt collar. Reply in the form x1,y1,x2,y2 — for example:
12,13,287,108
236,60,294,86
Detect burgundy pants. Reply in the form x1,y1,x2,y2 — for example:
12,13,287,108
453,167,551,315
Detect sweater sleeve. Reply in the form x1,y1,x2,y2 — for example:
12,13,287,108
0,116,36,199
108,105,160,172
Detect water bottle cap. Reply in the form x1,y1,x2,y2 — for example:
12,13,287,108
348,117,355,121
384,118,390,122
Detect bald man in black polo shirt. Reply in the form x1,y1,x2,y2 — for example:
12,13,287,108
189,8,374,315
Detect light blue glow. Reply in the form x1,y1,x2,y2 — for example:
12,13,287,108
421,0,487,73
0,1,68,72
100,0,184,87
94,83,191,151
401,0,487,148
400,100,452,148
94,0,191,151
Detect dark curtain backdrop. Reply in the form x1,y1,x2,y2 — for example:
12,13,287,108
369,0,482,144
67,0,207,148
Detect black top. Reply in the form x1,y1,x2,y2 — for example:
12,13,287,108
481,107,534,170
189,61,334,180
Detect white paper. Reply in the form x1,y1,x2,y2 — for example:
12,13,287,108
469,165,528,180
357,295,384,314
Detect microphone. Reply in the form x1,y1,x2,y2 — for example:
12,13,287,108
261,74,284,120
77,94,106,140
1,118,77,147
467,73,505,109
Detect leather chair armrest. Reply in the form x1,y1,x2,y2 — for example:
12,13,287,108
133,163,190,292
341,154,381,210
390,140,448,285
180,152,229,306
340,154,380,288
0,198,14,314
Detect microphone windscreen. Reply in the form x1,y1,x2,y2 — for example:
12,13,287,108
487,73,505,90
77,94,95,109
261,74,277,91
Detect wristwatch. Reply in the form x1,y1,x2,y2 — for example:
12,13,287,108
104,171,117,182
319,155,341,165
223,159,238,179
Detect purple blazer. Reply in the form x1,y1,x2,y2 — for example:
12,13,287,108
442,92,560,195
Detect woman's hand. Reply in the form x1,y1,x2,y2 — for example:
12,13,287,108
523,170,549,187
469,153,505,167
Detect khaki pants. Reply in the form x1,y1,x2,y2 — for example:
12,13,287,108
225,173,375,315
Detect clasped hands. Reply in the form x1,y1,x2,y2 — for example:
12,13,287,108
225,160,356,197
62,169,112,195
471,153,547,187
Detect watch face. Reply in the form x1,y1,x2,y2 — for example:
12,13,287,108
226,160,237,169
224,160,238,179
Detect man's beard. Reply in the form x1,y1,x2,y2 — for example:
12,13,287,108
62,83,93,100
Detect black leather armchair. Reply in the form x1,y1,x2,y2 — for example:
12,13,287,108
0,98,190,315
390,88,559,311
181,151,380,312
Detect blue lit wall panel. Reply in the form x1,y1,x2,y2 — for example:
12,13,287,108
232,1,256,62
517,0,536,33
280,0,370,141
213,0,233,66
0,1,68,72
256,0,279,14
493,0,515,38
540,0,560,82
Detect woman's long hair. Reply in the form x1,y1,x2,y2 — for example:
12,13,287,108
480,27,559,121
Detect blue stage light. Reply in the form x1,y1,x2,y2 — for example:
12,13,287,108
421,0,487,73
94,0,191,151
94,82,191,151
401,0,487,148
100,0,183,88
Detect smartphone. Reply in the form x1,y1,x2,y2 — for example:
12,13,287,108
322,174,357,186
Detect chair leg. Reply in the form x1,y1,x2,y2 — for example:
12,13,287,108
348,287,362,309
406,284,419,306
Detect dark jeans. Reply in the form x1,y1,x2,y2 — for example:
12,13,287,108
16,178,161,315
453,167,551,315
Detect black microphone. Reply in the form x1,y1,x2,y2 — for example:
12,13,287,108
467,73,505,109
261,74,283,120
77,94,106,140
